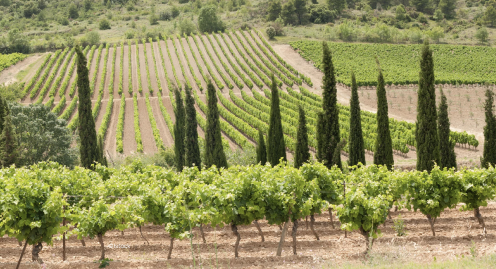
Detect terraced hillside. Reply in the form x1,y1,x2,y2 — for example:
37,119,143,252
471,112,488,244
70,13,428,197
16,30,477,162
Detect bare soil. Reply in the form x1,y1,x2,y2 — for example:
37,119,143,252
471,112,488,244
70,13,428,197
112,46,121,100
3,202,495,269
0,53,45,86
122,97,137,155
137,97,158,154
104,99,120,159
150,97,174,148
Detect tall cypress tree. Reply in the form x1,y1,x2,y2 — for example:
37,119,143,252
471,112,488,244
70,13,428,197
205,81,227,168
481,89,496,168
321,41,341,169
267,74,286,166
76,45,99,169
316,111,324,162
256,129,267,165
0,107,17,167
184,86,202,169
174,88,186,171
437,88,457,170
97,134,108,167
416,41,440,172
348,72,366,167
0,97,5,133
373,69,394,170
294,106,310,168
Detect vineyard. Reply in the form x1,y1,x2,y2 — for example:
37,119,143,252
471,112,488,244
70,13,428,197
1,162,495,268
16,30,477,159
0,52,27,72
290,41,496,87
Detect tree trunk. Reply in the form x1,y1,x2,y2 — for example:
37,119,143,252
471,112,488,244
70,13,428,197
200,224,206,244
426,214,436,236
310,214,320,240
254,220,264,242
291,219,298,255
81,239,86,247
97,234,105,261
16,240,28,269
31,242,43,263
278,224,283,230
63,216,66,261
359,227,374,254
328,207,335,229
167,237,174,260
231,224,241,258
305,216,308,229
474,207,487,236
17,240,22,247
139,226,150,244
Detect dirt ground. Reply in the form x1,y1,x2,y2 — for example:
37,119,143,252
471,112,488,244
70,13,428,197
1,202,495,269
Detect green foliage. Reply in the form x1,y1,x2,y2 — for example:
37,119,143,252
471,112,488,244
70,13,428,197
266,26,276,40
438,88,457,170
174,88,185,172
68,3,78,19
327,0,345,14
132,94,143,153
0,111,17,167
294,106,310,169
433,9,444,21
85,31,101,46
348,72,365,167
267,0,282,21
179,19,196,36
438,0,456,19
481,89,496,168
374,70,394,170
395,4,407,21
76,46,99,170
116,95,126,153
416,42,439,172
99,19,111,30
184,87,201,169
321,42,341,170
256,129,267,165
267,75,286,166
0,53,27,72
205,81,228,169
198,5,225,33
281,1,296,25
410,0,429,12
475,27,489,44
149,13,158,25
485,5,496,26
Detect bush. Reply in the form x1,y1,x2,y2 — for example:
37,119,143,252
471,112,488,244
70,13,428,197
125,30,135,39
180,19,197,36
59,17,69,26
159,10,172,20
68,3,78,19
475,27,488,44
417,12,428,23
266,26,276,39
149,13,159,25
171,6,180,18
85,31,100,46
198,5,225,33
179,0,189,3
99,19,111,30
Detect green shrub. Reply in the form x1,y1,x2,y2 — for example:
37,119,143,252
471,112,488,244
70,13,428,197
266,26,276,39
99,19,111,30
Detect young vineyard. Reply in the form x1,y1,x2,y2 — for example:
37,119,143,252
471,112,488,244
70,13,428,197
0,52,27,72
17,30,477,159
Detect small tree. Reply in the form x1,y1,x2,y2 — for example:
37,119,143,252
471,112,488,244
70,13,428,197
293,0,308,25
85,31,100,46
485,5,496,26
174,88,186,172
294,106,310,169
184,87,202,169
179,19,196,36
198,5,225,33
205,81,227,169
433,9,444,21
266,27,276,40
256,130,267,165
395,4,407,21
267,0,282,21
267,75,286,166
68,3,78,19
481,89,496,168
99,19,111,30
437,88,457,170
149,14,159,25
475,27,489,44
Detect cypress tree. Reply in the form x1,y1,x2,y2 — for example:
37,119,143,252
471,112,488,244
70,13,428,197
437,88,457,170
267,74,286,166
184,86,202,169
0,106,18,167
76,45,99,169
321,41,341,169
0,97,5,133
416,41,440,172
173,87,186,171
316,111,325,162
294,106,310,168
97,134,108,167
205,81,227,168
373,69,394,170
481,89,496,168
348,72,366,167
256,129,267,165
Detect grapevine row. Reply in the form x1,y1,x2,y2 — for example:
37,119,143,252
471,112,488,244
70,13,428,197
141,39,154,95
89,44,105,95
190,35,225,89
21,54,52,98
134,40,143,94
133,94,144,152
184,34,211,90
29,49,62,99
148,38,163,93
178,35,204,91
170,36,191,90
144,93,165,150
164,36,182,89
116,95,126,153
34,47,71,104
48,48,75,98
118,42,124,95
195,34,236,89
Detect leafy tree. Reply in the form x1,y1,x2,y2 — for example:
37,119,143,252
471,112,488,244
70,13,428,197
348,72,365,167
149,14,159,25
205,81,227,169
198,5,225,33
416,42,439,172
410,0,429,12
267,75,286,166
84,0,92,11
308,4,336,24
266,26,276,39
475,27,489,44
256,130,267,165
328,0,345,13
437,88,456,170
281,1,296,25
485,5,496,26
395,4,407,21
10,103,77,167
0,0,10,7
99,19,111,30
179,19,197,36
68,3,79,19
321,42,341,170
294,106,310,168
433,8,444,21
293,0,308,25
0,108,17,167
438,0,456,19
427,26,444,43
373,69,394,170
174,88,185,172
85,31,100,46
184,87,201,169
481,89,496,168
7,29,30,54
267,0,282,21
76,46,99,170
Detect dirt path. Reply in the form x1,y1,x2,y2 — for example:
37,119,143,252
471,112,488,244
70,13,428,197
104,99,120,158
145,43,160,96
137,97,158,154
123,98,137,154
162,95,175,122
130,44,139,96
113,46,121,100
152,42,169,94
138,44,151,96
0,53,45,86
122,44,131,97
150,97,174,148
